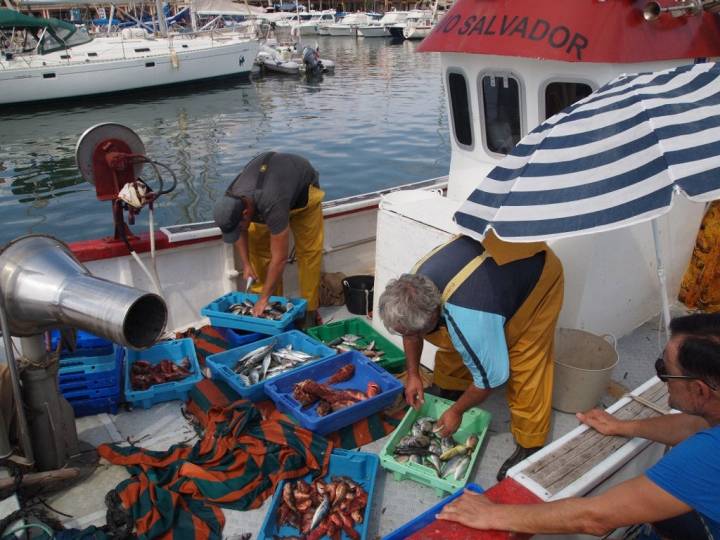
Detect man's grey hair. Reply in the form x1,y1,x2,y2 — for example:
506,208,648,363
379,273,441,335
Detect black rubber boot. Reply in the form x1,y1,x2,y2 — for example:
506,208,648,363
497,444,543,481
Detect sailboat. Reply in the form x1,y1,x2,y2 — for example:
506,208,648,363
0,7,259,105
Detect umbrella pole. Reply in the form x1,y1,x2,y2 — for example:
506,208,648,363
651,219,672,338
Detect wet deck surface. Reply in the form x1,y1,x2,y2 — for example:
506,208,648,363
43,311,665,538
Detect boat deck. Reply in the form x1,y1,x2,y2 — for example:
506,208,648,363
31,310,666,538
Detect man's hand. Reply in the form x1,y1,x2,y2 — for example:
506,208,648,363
436,407,462,437
436,490,494,529
405,374,425,410
252,296,269,318
576,408,626,436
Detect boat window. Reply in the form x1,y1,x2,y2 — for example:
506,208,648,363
38,24,92,55
544,81,593,119
480,73,522,155
447,71,473,148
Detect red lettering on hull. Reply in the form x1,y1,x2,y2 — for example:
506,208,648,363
419,0,720,64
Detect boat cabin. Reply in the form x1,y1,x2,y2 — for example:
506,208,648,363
372,0,720,346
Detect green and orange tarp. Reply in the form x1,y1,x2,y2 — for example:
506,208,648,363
99,327,406,539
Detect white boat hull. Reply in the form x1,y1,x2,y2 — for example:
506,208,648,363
403,25,431,39
298,25,319,35
0,37,259,105
327,25,355,36
357,25,388,37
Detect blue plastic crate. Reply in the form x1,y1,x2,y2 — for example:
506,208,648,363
67,395,121,417
257,449,379,540
264,351,404,435
49,329,113,353
124,338,203,409
206,330,336,402
59,345,122,383
382,483,484,540
200,292,307,335
222,327,265,348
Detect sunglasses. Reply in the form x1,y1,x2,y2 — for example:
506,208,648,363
655,357,718,391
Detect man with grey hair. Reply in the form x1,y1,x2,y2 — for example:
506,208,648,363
379,232,564,480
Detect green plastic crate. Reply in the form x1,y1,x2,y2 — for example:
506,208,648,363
306,317,406,373
379,393,491,496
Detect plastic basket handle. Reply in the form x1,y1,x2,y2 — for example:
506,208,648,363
602,333,618,350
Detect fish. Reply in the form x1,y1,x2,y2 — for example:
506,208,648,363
249,368,261,385
237,373,250,387
282,482,296,512
327,337,344,347
261,352,272,380
440,444,467,462
411,424,424,437
465,434,479,451
327,364,355,384
364,340,375,351
394,455,410,463
409,454,422,465
428,442,442,456
427,454,442,474
452,456,471,480
440,436,456,452
366,382,381,397
393,446,431,456
310,495,329,530
441,454,470,480
341,334,361,343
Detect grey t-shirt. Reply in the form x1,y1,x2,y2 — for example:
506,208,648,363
226,152,319,234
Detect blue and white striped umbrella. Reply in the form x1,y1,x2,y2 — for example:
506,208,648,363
455,62,720,242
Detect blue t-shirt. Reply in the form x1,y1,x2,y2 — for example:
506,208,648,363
646,426,720,538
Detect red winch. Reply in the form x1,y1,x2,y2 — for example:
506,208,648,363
75,123,176,242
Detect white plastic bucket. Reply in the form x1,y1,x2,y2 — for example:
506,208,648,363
552,329,619,413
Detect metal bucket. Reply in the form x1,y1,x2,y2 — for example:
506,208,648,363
552,329,618,413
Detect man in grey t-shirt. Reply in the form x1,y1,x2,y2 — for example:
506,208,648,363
214,152,325,323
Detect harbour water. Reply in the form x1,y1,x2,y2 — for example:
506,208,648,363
0,36,449,245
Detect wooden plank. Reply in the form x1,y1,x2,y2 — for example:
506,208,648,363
521,383,668,495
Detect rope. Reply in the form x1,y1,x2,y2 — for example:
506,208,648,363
624,393,671,415
15,349,60,371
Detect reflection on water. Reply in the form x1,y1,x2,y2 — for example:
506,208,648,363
0,37,449,244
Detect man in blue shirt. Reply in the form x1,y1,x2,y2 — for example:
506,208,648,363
438,313,720,540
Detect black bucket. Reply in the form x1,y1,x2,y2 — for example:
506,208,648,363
343,275,374,316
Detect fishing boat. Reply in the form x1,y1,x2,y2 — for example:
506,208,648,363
0,1,719,538
0,8,260,105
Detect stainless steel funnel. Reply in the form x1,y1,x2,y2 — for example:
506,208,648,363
0,235,167,348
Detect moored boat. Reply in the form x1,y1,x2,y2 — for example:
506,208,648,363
0,8,260,105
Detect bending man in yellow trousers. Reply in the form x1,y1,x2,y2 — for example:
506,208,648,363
378,233,564,480
214,152,324,325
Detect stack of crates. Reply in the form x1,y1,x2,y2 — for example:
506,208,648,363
51,330,123,417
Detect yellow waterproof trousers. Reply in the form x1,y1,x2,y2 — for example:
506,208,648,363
427,249,564,449
248,185,325,311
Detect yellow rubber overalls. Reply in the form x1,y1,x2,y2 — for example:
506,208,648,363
247,184,325,311
422,232,564,449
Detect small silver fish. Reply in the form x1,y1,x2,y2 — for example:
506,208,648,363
409,454,422,465
310,495,329,530
453,456,471,480
341,334,361,343
427,454,442,474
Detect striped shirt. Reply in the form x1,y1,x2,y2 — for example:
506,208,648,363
416,235,544,388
